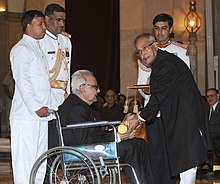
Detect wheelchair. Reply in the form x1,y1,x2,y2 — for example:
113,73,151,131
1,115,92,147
29,111,139,184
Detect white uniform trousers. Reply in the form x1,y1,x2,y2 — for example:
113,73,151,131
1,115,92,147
10,120,48,184
180,166,197,184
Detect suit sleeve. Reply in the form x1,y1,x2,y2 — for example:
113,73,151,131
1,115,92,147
137,67,151,105
66,38,72,94
139,61,178,122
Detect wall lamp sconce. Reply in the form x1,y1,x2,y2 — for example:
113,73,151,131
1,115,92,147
0,0,6,12
184,0,201,83
184,1,201,34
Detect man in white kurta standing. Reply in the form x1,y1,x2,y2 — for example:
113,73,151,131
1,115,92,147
10,10,58,184
40,3,72,150
137,13,191,184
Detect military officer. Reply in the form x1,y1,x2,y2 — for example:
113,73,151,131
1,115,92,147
40,3,72,105
40,3,72,150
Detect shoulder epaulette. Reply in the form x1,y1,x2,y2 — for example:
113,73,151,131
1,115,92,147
171,41,188,49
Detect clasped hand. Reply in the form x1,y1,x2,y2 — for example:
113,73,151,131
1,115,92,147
36,107,50,117
118,113,141,141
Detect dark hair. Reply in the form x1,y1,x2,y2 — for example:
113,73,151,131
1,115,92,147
118,93,126,100
153,13,173,27
21,10,44,32
45,3,65,17
205,88,219,94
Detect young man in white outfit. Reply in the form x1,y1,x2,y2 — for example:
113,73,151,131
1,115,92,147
10,10,58,184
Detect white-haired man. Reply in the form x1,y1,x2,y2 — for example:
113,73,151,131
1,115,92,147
57,69,155,184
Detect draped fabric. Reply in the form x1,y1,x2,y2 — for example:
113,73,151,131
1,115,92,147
65,0,120,96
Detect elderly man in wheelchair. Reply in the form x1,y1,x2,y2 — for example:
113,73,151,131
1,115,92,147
37,69,155,184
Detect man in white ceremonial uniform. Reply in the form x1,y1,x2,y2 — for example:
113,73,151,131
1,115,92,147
40,3,72,106
40,4,72,150
10,10,59,184
137,13,192,184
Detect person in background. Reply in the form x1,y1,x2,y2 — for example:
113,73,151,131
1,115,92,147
40,3,72,150
128,99,142,114
2,69,15,136
133,32,210,184
9,10,58,184
100,89,125,121
205,88,220,169
58,70,155,184
153,13,190,66
116,93,126,107
137,13,191,184
91,96,104,120
2,69,14,100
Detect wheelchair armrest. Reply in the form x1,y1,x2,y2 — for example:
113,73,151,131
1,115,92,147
62,121,120,144
63,121,120,129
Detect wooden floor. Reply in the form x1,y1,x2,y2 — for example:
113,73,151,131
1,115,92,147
0,167,220,184
1,137,220,184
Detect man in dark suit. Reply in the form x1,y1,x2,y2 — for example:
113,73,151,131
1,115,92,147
133,33,211,184
100,89,125,121
58,70,155,184
206,88,220,161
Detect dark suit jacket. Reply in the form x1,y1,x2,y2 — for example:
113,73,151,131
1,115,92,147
58,94,155,184
209,101,220,152
140,50,211,176
58,94,113,145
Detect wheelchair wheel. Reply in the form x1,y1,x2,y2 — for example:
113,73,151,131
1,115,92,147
108,168,116,184
29,146,101,184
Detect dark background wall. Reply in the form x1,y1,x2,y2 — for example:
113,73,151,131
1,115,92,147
65,0,120,97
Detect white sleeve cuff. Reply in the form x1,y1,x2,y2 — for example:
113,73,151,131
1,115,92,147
138,114,146,122
116,133,121,143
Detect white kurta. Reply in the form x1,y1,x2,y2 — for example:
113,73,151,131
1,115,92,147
10,34,58,184
40,30,72,106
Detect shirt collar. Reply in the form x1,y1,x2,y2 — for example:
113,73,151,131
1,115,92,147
157,41,171,48
212,100,219,111
23,34,39,46
46,30,58,40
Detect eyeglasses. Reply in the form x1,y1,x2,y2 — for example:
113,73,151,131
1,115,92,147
83,83,99,90
205,93,218,99
136,42,154,56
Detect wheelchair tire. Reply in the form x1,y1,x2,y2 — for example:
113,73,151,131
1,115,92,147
29,146,101,184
